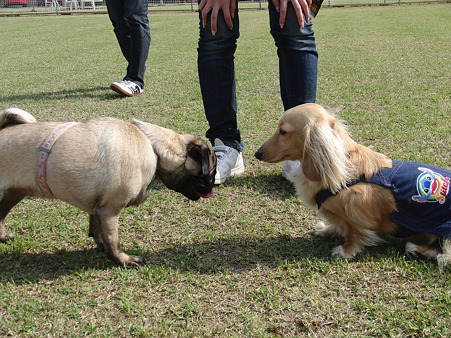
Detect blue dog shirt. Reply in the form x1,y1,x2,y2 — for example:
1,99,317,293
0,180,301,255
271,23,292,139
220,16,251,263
316,160,451,239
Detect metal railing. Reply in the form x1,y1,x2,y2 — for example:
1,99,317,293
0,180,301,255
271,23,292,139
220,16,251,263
0,0,447,15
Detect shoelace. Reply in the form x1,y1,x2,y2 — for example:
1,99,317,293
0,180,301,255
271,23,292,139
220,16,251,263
123,80,142,94
213,147,228,162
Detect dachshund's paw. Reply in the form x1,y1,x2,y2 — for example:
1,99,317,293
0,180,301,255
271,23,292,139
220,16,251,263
331,245,355,259
405,242,420,258
314,221,329,236
405,242,440,259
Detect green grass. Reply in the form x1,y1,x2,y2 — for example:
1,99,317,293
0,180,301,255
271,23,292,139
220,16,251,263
0,4,450,336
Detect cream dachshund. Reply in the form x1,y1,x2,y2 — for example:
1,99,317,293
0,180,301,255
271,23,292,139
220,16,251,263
256,103,450,268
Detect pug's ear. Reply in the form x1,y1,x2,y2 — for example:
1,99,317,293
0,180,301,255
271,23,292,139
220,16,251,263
186,143,211,175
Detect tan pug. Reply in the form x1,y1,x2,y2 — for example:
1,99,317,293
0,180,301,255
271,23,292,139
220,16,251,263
0,108,216,266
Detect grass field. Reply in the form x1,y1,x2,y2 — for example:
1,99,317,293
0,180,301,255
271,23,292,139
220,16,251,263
0,3,450,336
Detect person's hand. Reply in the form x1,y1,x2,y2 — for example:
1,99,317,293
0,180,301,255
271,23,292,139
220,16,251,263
272,0,312,28
199,0,236,36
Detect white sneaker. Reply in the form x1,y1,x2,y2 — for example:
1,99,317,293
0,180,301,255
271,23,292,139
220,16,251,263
110,80,143,97
213,139,244,184
282,160,301,178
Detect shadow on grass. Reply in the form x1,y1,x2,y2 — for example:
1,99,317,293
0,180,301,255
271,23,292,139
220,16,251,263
144,234,334,273
0,234,335,284
219,173,298,201
1,234,438,284
0,86,123,102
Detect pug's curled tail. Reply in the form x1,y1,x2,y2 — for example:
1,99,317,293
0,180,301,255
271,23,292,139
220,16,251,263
0,108,37,130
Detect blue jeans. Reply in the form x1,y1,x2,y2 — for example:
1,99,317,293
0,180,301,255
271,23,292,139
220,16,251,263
106,0,151,88
197,1,318,151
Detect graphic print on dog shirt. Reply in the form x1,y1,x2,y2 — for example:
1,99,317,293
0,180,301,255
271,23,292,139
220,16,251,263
317,160,451,238
411,166,450,204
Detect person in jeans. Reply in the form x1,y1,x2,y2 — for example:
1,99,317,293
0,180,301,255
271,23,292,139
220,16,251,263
106,0,150,97
198,0,318,184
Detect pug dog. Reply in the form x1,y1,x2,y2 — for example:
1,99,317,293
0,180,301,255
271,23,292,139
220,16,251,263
0,108,216,266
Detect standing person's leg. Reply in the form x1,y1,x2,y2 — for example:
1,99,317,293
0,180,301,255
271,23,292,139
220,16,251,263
269,0,318,176
269,0,318,109
107,0,151,96
197,1,244,184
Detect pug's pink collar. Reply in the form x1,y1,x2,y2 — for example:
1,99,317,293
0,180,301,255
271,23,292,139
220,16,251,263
37,122,81,198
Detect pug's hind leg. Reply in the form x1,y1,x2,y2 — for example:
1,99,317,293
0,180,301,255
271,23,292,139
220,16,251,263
0,190,25,242
95,207,144,266
89,214,105,252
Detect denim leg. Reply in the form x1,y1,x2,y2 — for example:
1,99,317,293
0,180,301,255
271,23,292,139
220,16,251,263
106,0,151,88
197,1,243,152
269,1,318,110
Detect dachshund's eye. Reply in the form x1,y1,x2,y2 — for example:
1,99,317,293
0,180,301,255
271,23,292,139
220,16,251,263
279,129,287,136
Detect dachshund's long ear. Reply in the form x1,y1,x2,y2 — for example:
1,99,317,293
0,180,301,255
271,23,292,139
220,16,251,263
302,118,351,193
302,153,321,181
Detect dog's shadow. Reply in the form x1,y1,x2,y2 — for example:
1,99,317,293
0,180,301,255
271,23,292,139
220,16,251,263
222,173,298,201
143,234,331,273
0,234,333,284
1,233,435,284
0,87,121,103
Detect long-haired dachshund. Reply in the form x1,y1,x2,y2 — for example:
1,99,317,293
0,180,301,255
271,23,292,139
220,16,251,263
256,103,450,268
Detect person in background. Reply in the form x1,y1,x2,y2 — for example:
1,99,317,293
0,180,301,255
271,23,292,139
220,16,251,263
107,0,151,97
198,0,318,184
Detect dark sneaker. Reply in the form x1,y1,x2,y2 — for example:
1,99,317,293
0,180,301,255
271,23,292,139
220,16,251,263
110,80,143,97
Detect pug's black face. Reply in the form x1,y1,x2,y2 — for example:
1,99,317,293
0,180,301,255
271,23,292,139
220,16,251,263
173,169,216,200
157,140,216,201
